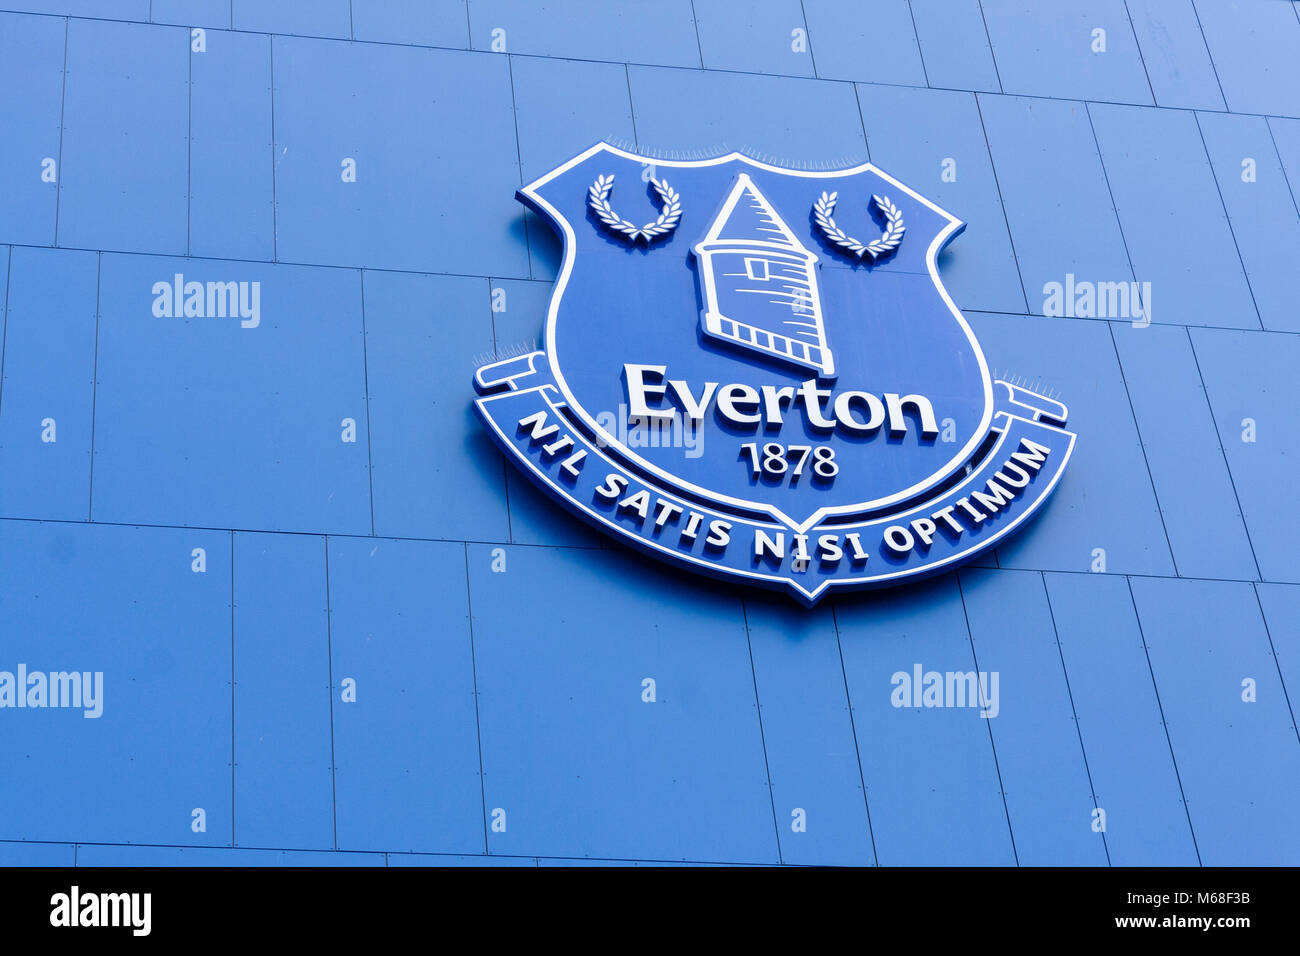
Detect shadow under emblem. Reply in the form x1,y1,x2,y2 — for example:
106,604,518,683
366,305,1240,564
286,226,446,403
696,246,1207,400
692,173,835,380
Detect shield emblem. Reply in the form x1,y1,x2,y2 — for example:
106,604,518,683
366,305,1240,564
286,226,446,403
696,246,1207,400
475,143,1074,604
525,143,992,532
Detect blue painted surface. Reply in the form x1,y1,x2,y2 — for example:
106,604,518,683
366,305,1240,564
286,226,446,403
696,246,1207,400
979,0,1154,105
509,55,637,282
0,247,97,520
350,0,470,48
628,65,868,165
57,20,190,255
836,575,1014,866
0,521,232,847
1269,116,1300,212
74,845,385,866
856,84,1026,314
232,0,352,39
270,37,528,277
975,93,1134,316
152,1,231,30
959,568,1107,865
466,542,778,863
328,536,483,854
152,0,231,29
0,1,1295,867
1196,111,1300,334
695,0,816,78
1,1,149,19
1130,577,1300,865
233,531,334,850
1189,328,1300,584
1110,322,1257,580
1043,573,1199,866
742,596,874,865
1125,0,1226,110
0,842,76,867
389,852,536,867
803,0,927,87
364,270,510,542
1254,583,1300,741
971,312,1173,577
189,29,274,261
0,13,64,248
485,276,602,549
1193,0,1300,118
89,255,372,533
467,0,700,67
1088,102,1258,330
909,0,1001,94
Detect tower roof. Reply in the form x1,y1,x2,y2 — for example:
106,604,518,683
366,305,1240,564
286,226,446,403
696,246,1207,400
695,173,815,257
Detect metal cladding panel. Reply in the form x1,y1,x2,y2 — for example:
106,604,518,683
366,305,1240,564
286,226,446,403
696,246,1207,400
975,93,1135,316
798,0,927,86
510,56,638,282
270,36,528,277
0,247,98,520
72,845,386,867
958,567,1108,865
626,65,869,165
89,255,372,533
232,531,334,850
742,596,875,866
189,29,275,261
466,0,701,66
978,0,1154,104
1124,0,1226,111
363,270,512,542
1088,102,1258,330
0,14,64,247
1197,110,1300,334
151,1,233,30
1043,572,1199,866
970,312,1174,577
1130,577,1300,866
466,541,779,863
0,843,77,867
327,536,484,855
1191,327,1300,584
349,0,471,48
1193,0,1300,118
1110,322,1257,581
57,19,190,255
0,0,1295,867
909,0,1001,94
231,0,352,39
694,0,818,78
836,575,1015,866
0,521,232,847
855,83,1026,314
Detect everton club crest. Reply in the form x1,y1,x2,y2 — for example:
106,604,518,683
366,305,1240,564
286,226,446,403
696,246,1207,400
474,143,1075,605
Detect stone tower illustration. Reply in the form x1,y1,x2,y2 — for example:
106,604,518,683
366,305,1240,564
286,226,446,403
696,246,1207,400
692,173,834,379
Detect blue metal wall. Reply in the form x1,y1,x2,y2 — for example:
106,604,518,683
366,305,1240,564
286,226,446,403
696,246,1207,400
0,0,1297,866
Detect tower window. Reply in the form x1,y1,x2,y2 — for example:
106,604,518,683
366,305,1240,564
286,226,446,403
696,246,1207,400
743,257,770,281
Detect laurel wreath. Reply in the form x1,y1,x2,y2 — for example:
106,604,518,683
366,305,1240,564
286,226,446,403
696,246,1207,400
812,192,905,260
587,174,682,243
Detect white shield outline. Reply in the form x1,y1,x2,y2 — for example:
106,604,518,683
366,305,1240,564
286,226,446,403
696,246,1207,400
521,142,995,534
